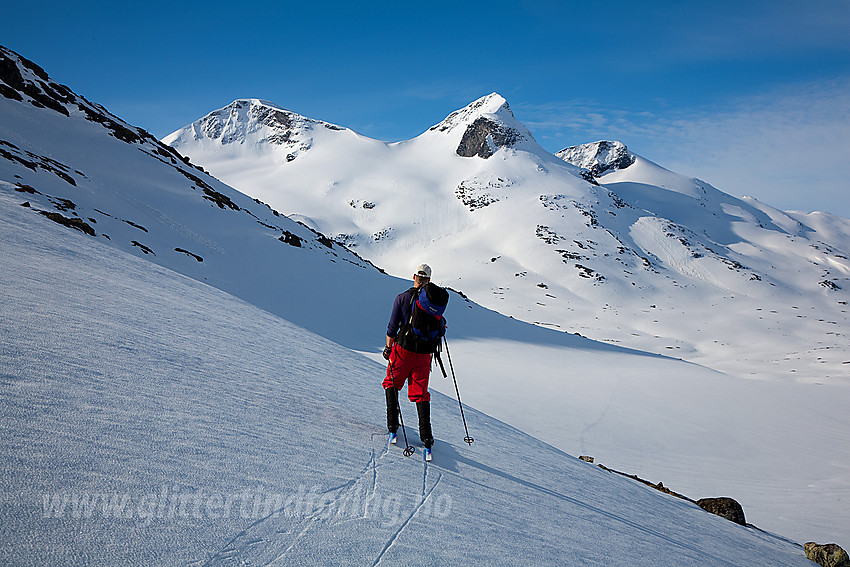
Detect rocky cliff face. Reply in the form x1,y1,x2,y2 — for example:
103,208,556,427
456,116,524,158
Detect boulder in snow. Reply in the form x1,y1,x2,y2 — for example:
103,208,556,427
696,497,746,526
804,542,850,567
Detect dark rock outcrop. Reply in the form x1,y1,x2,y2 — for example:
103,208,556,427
174,248,203,262
131,240,155,255
0,47,73,116
457,117,522,159
37,210,95,236
804,543,850,567
696,497,746,526
279,231,302,247
202,187,240,210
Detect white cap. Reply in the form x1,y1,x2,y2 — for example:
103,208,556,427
415,264,432,278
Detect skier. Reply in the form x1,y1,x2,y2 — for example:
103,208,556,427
382,263,448,461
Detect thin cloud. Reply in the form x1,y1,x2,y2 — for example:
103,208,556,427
517,78,850,217
643,78,850,216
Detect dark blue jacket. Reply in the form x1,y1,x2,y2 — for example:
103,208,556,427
387,287,417,339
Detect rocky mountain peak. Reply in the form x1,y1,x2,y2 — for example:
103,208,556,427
429,93,512,133
555,140,635,177
164,98,348,162
428,93,539,159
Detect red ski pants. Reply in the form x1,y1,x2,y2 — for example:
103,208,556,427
382,344,432,402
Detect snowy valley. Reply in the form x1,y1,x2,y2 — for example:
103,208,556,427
1,44,848,564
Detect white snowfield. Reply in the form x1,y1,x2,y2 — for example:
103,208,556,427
0,191,814,566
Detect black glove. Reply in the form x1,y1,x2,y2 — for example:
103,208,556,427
382,346,392,360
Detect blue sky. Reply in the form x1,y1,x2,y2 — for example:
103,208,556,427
3,0,849,216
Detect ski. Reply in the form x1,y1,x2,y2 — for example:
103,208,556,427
424,447,432,462
389,431,397,445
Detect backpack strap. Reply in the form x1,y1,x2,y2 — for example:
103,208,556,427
406,285,418,325
396,287,419,348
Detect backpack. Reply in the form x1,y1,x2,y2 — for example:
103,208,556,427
397,282,449,354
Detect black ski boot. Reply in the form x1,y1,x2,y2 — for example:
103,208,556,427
416,400,433,448
385,387,399,433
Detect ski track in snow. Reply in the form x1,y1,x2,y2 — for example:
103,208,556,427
196,430,447,567
370,463,442,567
577,375,621,455
200,444,388,566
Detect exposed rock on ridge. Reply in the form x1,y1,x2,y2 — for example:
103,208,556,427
164,98,348,162
0,45,158,147
557,140,636,177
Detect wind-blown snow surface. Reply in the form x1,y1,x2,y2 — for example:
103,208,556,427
0,181,814,566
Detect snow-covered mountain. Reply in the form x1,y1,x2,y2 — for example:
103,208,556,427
165,94,850,385
162,97,357,164
3,44,849,554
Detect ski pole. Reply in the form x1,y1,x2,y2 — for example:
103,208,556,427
443,337,474,445
434,350,448,378
387,360,415,456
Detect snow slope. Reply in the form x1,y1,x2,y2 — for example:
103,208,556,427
0,46,396,352
3,45,849,547
0,175,814,567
